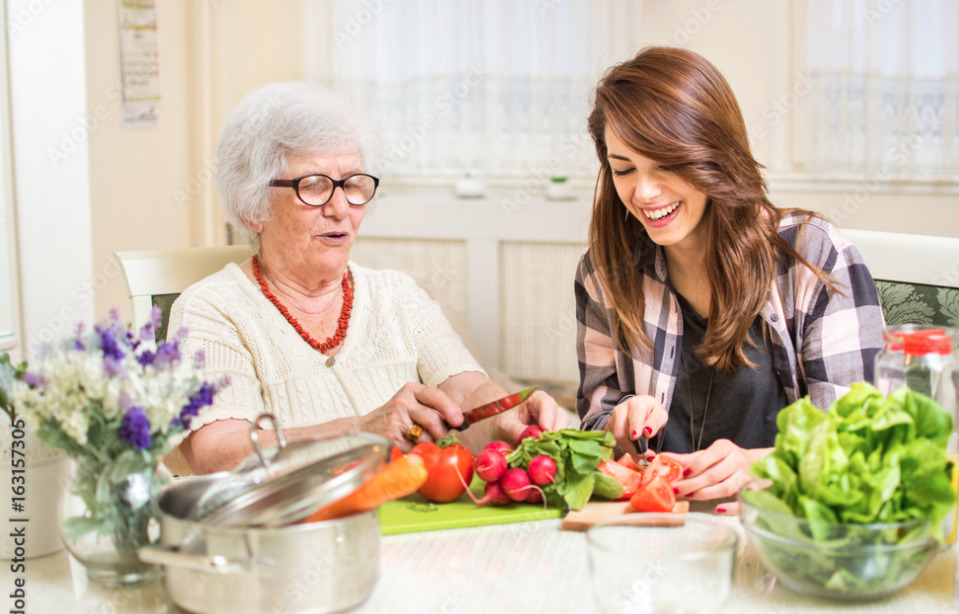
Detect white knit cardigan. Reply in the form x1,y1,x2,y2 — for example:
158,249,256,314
167,262,485,431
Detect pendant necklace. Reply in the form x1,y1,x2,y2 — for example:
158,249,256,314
682,351,715,451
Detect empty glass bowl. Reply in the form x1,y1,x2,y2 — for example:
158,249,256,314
586,513,739,614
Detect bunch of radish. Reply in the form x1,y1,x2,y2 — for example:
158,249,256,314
469,426,555,505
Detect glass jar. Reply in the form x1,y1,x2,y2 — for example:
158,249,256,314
874,324,958,545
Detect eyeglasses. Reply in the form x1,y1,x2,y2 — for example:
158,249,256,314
269,173,380,207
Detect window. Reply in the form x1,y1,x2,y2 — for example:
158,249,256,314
803,0,959,178
311,0,641,184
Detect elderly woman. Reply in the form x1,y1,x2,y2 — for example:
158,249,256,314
170,82,567,474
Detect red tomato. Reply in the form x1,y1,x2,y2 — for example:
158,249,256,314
614,453,646,473
629,474,676,512
643,455,684,485
410,439,474,503
598,460,643,501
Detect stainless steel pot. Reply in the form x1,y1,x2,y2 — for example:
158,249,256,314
141,474,380,614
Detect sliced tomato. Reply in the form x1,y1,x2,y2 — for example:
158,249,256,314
642,455,684,485
629,474,676,512
598,460,643,501
614,453,646,473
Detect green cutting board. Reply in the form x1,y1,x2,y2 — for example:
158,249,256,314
377,478,562,535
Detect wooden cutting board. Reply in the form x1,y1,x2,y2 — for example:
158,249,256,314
560,501,636,531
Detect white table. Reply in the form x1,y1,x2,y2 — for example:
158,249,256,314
11,516,957,613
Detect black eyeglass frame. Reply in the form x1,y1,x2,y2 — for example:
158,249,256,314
269,173,380,206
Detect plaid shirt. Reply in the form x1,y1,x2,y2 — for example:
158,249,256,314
576,213,885,432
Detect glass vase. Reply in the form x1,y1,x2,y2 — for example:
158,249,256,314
59,456,167,587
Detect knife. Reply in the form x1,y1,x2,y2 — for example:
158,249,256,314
448,386,538,431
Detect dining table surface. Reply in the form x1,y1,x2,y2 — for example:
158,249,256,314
12,504,957,614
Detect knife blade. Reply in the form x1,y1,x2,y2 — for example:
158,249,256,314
449,386,538,431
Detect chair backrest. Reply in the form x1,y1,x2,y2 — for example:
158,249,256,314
114,246,253,340
840,228,959,328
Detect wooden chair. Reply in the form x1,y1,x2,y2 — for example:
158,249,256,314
114,245,253,341
840,228,959,328
114,245,253,476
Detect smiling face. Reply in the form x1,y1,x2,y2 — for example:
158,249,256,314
247,144,366,285
604,125,709,255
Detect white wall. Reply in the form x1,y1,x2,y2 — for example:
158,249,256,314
7,0,94,351
84,0,201,323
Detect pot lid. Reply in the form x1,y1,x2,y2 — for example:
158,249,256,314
191,413,391,527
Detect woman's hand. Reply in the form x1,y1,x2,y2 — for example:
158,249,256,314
489,389,570,443
356,382,465,452
603,394,668,456
663,439,771,508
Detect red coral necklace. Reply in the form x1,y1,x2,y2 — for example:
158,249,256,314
252,255,353,355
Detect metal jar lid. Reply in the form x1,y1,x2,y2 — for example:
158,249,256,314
190,413,391,527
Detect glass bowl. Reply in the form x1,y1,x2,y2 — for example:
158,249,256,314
739,480,940,600
586,513,739,613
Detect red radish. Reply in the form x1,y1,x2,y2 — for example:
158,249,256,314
480,480,511,506
484,440,514,455
526,487,543,503
474,447,508,483
527,454,557,486
456,474,511,506
501,467,533,502
518,424,544,441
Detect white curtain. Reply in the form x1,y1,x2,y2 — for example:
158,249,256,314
804,0,959,178
315,0,641,182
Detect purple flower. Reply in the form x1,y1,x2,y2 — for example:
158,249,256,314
97,324,125,361
176,382,217,429
138,306,162,343
102,356,127,377
118,407,152,450
136,349,155,367
22,372,45,388
153,341,181,368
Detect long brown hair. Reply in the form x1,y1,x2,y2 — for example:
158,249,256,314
587,46,835,371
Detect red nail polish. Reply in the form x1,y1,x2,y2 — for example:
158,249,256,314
687,491,696,498
682,468,692,477
631,429,637,438
643,426,652,435
716,507,727,514
672,487,679,494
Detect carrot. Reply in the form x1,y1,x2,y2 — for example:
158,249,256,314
305,453,428,523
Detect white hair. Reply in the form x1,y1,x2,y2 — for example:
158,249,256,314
213,81,378,249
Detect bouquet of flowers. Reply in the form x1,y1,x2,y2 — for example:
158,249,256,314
11,308,226,580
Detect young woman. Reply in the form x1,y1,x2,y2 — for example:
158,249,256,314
575,47,884,507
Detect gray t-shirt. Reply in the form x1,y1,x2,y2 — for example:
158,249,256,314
659,293,788,454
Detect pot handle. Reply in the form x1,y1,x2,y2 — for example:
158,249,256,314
138,544,276,576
